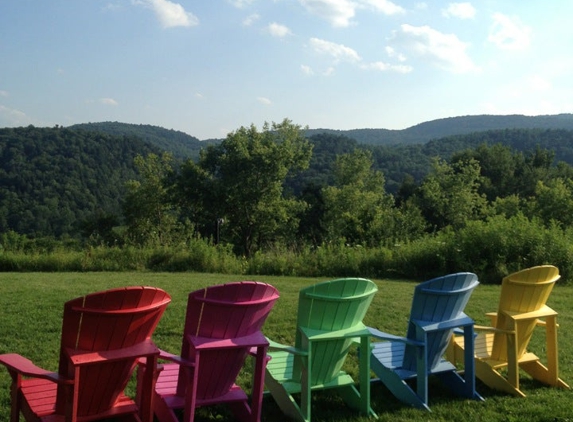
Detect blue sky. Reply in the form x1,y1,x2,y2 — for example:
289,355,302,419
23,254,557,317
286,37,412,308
1,1,572,140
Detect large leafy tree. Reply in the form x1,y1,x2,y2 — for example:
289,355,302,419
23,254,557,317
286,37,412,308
123,153,180,246
413,158,488,231
527,178,573,228
177,119,312,256
321,149,397,246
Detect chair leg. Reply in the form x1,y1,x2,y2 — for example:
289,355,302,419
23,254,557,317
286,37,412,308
521,361,571,389
152,395,181,422
264,373,306,422
474,360,525,397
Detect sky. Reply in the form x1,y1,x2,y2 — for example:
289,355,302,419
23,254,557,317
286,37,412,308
1,1,572,140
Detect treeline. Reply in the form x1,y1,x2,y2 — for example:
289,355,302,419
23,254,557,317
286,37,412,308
3,121,573,283
0,126,161,237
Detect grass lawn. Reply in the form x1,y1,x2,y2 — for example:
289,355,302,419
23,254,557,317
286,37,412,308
0,272,571,421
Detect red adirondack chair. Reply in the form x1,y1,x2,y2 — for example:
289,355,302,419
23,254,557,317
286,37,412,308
142,281,279,422
0,286,171,422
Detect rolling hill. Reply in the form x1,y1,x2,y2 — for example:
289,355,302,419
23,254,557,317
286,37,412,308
304,114,573,145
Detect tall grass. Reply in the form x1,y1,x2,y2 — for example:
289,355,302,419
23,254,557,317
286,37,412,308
1,214,573,284
0,272,571,421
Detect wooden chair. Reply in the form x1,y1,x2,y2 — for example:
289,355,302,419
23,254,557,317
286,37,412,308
447,265,570,397
369,272,482,410
0,286,171,422
264,278,378,422
144,281,279,422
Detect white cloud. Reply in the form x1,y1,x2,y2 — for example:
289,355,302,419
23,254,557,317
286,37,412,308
442,2,476,19
299,0,356,28
242,13,260,26
323,67,335,76
299,0,403,27
390,24,478,73
100,98,119,106
257,96,272,105
195,93,204,99
488,13,531,50
0,105,32,126
267,22,292,38
363,61,413,73
310,37,361,62
135,0,199,28
385,46,406,62
301,65,314,75
228,0,256,8
0,90,8,97
360,0,405,15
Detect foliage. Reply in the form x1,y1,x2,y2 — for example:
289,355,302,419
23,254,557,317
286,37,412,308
69,121,212,160
412,157,488,231
390,214,573,284
321,150,394,246
305,113,573,145
177,119,313,257
123,153,191,247
0,126,160,238
7,122,573,282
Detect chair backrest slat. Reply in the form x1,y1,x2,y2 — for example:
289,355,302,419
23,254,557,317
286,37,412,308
178,281,279,400
294,278,378,385
403,273,479,371
56,286,170,417
491,265,559,360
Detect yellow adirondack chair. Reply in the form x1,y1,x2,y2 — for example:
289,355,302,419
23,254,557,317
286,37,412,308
447,265,570,397
264,278,378,422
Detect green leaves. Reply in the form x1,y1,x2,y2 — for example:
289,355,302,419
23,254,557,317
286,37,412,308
176,119,312,256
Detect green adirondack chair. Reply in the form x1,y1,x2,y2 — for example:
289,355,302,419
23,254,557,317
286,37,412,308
264,278,378,422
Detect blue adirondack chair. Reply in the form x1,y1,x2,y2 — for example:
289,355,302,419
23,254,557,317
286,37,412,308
368,272,482,411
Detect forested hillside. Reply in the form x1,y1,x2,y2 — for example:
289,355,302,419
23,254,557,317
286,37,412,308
4,120,573,283
305,113,573,145
69,114,573,150
300,128,573,193
3,122,573,239
69,122,214,160
0,126,161,237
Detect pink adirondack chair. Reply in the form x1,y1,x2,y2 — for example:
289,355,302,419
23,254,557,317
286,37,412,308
0,286,171,422
143,281,279,422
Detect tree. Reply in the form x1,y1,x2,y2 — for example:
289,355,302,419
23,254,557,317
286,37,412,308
321,149,396,246
123,153,180,246
452,143,519,201
413,158,488,231
177,119,313,256
527,178,573,228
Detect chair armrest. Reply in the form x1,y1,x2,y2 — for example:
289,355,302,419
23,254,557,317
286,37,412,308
503,305,557,321
157,349,194,366
413,314,474,333
265,337,306,356
474,324,514,334
188,330,268,351
300,324,370,342
66,340,159,365
368,327,424,347
0,353,69,384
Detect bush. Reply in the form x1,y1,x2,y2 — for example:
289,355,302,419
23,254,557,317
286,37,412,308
1,215,572,285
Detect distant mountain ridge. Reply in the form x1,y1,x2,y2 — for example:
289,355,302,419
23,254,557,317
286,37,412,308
69,121,216,160
69,114,573,155
305,114,573,145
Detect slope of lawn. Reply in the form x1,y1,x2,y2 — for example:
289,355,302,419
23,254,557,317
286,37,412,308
0,272,571,421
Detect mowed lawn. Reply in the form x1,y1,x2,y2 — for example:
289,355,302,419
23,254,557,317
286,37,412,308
0,272,571,421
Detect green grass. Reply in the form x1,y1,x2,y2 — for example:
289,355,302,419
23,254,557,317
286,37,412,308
0,272,571,422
